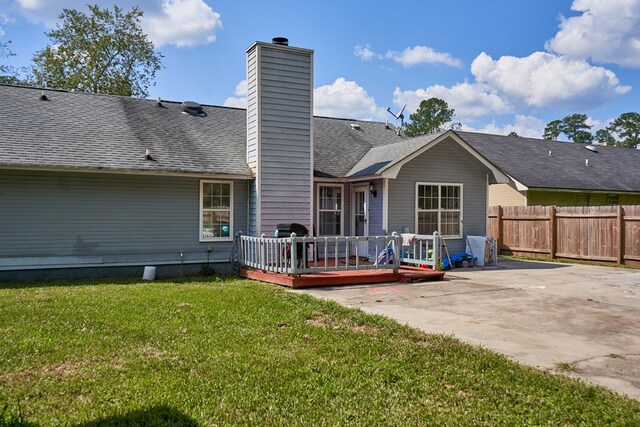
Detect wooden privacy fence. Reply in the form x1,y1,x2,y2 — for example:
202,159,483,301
488,205,640,265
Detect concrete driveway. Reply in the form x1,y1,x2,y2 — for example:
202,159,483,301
293,258,640,399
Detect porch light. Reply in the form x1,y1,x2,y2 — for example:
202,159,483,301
369,181,377,198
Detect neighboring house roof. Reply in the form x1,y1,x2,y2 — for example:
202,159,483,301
459,131,640,193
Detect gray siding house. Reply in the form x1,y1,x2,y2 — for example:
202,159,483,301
0,39,507,280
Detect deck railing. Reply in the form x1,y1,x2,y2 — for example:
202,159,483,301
398,232,441,269
237,232,403,275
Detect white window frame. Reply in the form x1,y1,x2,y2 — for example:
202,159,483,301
199,180,234,242
415,182,463,239
317,183,344,236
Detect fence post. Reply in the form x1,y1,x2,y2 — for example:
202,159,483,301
617,205,624,265
432,231,441,269
290,232,298,274
497,206,503,255
549,206,556,259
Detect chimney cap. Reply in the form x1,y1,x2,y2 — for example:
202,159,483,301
272,37,289,46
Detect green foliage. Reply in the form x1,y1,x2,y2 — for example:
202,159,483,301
562,113,593,143
404,98,458,137
1,277,639,425
608,112,640,148
542,119,563,140
0,40,34,86
507,131,519,137
594,128,616,144
543,114,593,143
31,4,163,97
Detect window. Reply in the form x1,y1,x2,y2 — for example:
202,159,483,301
318,185,343,236
416,183,462,238
577,193,590,207
606,194,619,205
200,180,233,241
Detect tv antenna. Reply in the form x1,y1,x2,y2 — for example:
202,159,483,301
386,105,406,135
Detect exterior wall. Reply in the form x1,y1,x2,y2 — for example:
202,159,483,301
527,190,640,206
387,138,488,253
246,47,258,171
0,169,248,277
247,42,314,236
488,183,528,206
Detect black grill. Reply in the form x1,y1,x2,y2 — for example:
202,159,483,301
275,223,310,268
275,223,309,238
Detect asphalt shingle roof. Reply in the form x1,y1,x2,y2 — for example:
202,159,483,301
0,84,407,179
0,84,252,177
458,131,640,193
346,132,445,177
2,85,639,194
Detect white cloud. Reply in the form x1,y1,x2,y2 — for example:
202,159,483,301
223,77,385,121
354,44,381,61
546,0,640,67
392,82,511,122
142,0,222,47
12,0,222,47
385,45,462,68
471,51,630,109
462,115,546,138
223,79,247,108
314,77,384,120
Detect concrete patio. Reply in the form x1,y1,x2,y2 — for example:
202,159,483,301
293,258,640,399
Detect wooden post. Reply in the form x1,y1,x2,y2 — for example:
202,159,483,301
617,205,624,265
549,206,556,259
497,206,503,254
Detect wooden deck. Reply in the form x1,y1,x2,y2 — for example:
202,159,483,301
239,264,445,288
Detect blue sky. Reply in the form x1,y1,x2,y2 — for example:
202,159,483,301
2,0,639,138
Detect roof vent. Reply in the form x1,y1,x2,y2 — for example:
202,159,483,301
350,123,361,131
585,159,590,166
156,96,163,108
548,150,552,156
585,145,599,153
181,101,205,116
272,37,289,46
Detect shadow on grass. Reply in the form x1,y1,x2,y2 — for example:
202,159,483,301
73,405,200,427
1,405,200,427
0,274,241,290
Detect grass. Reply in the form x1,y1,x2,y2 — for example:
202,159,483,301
554,361,582,374
1,276,639,426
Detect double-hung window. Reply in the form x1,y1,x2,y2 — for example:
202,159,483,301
416,183,462,238
200,180,233,241
317,185,343,236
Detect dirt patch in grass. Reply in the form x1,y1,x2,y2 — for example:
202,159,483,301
139,346,172,361
306,313,379,336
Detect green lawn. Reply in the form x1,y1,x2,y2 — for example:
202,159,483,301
1,276,639,426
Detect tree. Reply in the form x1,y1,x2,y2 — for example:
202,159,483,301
507,131,520,137
594,128,616,145
561,113,592,143
0,40,18,84
32,4,163,97
542,119,563,140
543,114,593,143
404,98,458,137
607,112,640,148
